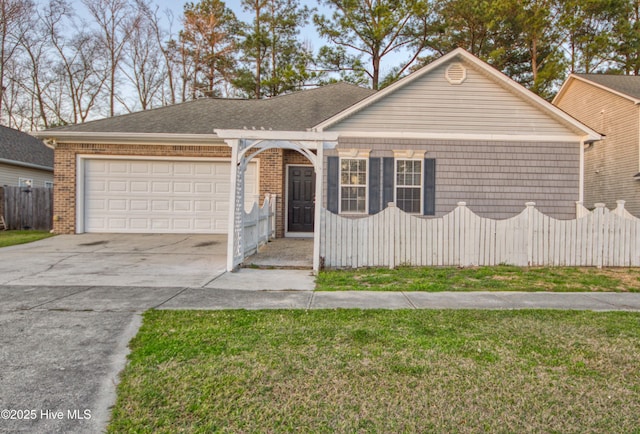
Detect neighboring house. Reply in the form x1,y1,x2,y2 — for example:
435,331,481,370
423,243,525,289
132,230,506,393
34,49,600,244
554,74,640,216
0,125,53,188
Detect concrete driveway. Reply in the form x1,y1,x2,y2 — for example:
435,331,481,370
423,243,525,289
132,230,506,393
0,233,228,433
0,233,228,287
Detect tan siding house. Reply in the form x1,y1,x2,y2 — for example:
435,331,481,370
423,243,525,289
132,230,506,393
554,74,640,216
0,162,53,188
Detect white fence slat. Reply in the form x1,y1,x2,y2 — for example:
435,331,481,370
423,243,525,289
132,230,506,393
321,202,640,269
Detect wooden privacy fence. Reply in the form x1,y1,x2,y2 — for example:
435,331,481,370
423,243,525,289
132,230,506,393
320,200,640,268
1,186,53,231
243,194,276,257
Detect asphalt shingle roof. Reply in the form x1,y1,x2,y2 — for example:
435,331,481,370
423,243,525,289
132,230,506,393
575,74,640,100
49,83,376,134
0,125,53,169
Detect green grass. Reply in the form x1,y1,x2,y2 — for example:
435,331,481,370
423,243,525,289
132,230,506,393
316,265,640,292
0,230,54,248
109,309,640,433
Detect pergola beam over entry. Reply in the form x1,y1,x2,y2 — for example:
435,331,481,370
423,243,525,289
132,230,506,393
214,129,339,273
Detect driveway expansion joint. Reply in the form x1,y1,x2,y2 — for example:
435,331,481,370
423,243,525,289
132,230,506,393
27,285,95,310
582,292,636,310
307,291,315,309
152,287,192,310
401,292,418,309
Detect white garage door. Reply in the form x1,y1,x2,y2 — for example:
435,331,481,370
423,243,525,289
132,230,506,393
83,159,258,233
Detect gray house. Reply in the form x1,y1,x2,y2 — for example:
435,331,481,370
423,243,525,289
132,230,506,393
0,125,53,188
314,48,602,220
35,49,601,270
554,74,640,216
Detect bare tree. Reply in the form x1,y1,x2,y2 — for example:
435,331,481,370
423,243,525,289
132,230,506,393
0,0,34,125
119,5,166,110
137,3,181,105
82,0,141,116
44,0,108,124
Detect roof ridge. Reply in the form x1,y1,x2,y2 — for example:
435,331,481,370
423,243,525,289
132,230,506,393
253,82,372,102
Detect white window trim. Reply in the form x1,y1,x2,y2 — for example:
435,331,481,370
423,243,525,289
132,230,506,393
44,181,54,188
18,177,33,187
338,157,368,215
394,158,423,214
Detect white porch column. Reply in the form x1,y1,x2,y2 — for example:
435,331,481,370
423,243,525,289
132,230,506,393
226,139,241,272
313,141,324,273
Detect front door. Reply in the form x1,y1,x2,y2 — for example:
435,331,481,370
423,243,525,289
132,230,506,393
287,166,315,233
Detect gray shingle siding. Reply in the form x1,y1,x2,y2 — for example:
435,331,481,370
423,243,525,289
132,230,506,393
331,137,579,220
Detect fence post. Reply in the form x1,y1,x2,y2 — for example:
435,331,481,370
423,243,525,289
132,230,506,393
594,203,606,268
614,200,626,217
576,201,590,218
388,202,396,269
269,194,276,239
526,202,535,266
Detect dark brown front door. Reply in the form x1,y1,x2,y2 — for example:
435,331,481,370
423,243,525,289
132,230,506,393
287,166,315,233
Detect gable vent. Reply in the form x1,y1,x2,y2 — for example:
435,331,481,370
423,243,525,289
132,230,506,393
446,63,467,85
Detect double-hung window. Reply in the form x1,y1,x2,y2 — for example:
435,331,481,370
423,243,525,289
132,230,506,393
340,158,367,213
396,159,422,213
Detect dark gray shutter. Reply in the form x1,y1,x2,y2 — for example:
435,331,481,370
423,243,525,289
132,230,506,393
368,158,381,214
327,156,339,213
382,157,395,209
424,158,436,215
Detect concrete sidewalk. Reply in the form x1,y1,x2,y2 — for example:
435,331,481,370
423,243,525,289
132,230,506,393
2,270,640,433
2,272,640,312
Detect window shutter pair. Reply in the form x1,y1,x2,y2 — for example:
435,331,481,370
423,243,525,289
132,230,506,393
326,156,435,216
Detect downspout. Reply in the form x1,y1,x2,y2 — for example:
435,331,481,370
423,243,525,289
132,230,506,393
580,138,585,204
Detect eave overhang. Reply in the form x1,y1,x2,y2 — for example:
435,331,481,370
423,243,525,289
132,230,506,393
0,157,53,172
30,131,226,147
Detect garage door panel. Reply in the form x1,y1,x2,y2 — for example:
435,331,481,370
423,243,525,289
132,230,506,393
151,163,171,174
174,201,192,212
174,182,192,193
130,181,149,193
108,181,127,192
130,200,149,211
151,182,171,193
84,159,257,234
130,162,150,174
108,199,127,211
151,200,170,211
110,163,128,173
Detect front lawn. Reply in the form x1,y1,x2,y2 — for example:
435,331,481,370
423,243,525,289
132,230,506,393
109,309,640,433
316,265,640,292
0,230,54,248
